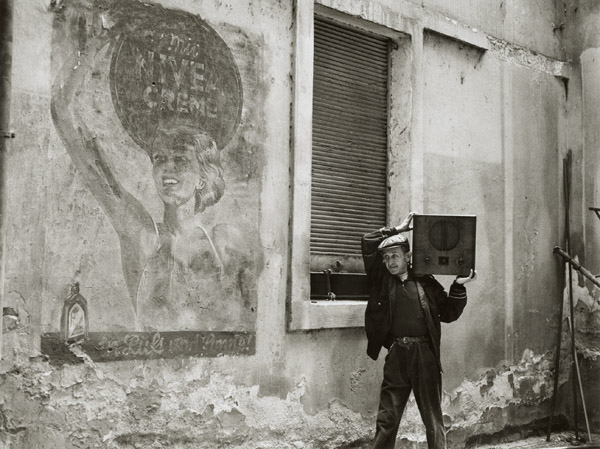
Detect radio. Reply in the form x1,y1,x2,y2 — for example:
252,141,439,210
411,214,476,277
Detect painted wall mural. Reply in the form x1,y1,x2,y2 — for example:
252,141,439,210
42,0,263,361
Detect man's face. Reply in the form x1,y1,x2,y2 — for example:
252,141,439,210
381,247,411,276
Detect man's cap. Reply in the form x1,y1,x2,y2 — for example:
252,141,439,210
378,234,410,252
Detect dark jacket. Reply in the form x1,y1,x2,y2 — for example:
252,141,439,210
362,227,468,364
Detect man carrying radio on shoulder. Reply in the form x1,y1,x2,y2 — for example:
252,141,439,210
362,212,477,449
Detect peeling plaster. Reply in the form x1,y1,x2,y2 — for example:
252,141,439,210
2,354,556,449
488,37,567,77
442,348,569,444
2,0,596,447
0,288,585,448
0,363,375,449
567,258,600,314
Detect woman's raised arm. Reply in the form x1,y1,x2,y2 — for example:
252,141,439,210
51,39,154,237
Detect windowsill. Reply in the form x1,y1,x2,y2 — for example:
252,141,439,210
289,300,367,331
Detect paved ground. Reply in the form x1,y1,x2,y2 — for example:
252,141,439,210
472,432,600,449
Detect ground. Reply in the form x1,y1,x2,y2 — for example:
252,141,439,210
471,432,600,449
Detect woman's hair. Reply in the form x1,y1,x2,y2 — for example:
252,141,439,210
150,126,225,213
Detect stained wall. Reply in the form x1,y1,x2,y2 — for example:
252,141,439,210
0,0,589,448
563,0,600,433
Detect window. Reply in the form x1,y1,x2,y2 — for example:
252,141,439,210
309,17,390,300
288,2,414,331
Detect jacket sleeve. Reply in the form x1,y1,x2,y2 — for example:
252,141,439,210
423,276,468,323
362,227,398,360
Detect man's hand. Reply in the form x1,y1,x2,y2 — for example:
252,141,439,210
455,269,477,285
394,211,417,233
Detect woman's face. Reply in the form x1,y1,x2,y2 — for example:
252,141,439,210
151,141,203,207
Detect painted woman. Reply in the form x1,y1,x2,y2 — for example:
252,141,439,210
51,40,256,332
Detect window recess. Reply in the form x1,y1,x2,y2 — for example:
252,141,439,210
310,17,390,300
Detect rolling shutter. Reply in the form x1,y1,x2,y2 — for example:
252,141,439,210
310,17,389,258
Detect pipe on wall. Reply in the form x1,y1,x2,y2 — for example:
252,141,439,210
0,0,14,358
0,0,14,135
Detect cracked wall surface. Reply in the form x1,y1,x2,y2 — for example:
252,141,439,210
0,348,575,449
568,268,600,431
0,0,592,448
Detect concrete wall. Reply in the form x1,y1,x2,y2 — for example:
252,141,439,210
421,29,565,382
562,0,600,434
0,0,589,448
408,0,565,59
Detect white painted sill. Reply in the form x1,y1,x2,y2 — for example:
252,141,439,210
289,299,367,331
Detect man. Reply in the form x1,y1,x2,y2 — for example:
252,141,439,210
362,212,476,449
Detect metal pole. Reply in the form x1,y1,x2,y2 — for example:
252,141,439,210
0,0,14,135
568,260,579,440
563,153,579,440
567,316,593,444
546,256,565,441
554,246,596,444
0,0,14,360
553,247,600,289
547,155,571,442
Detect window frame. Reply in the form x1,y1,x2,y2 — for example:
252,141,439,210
288,3,413,331
287,1,488,331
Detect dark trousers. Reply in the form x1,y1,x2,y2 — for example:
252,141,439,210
371,341,445,449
